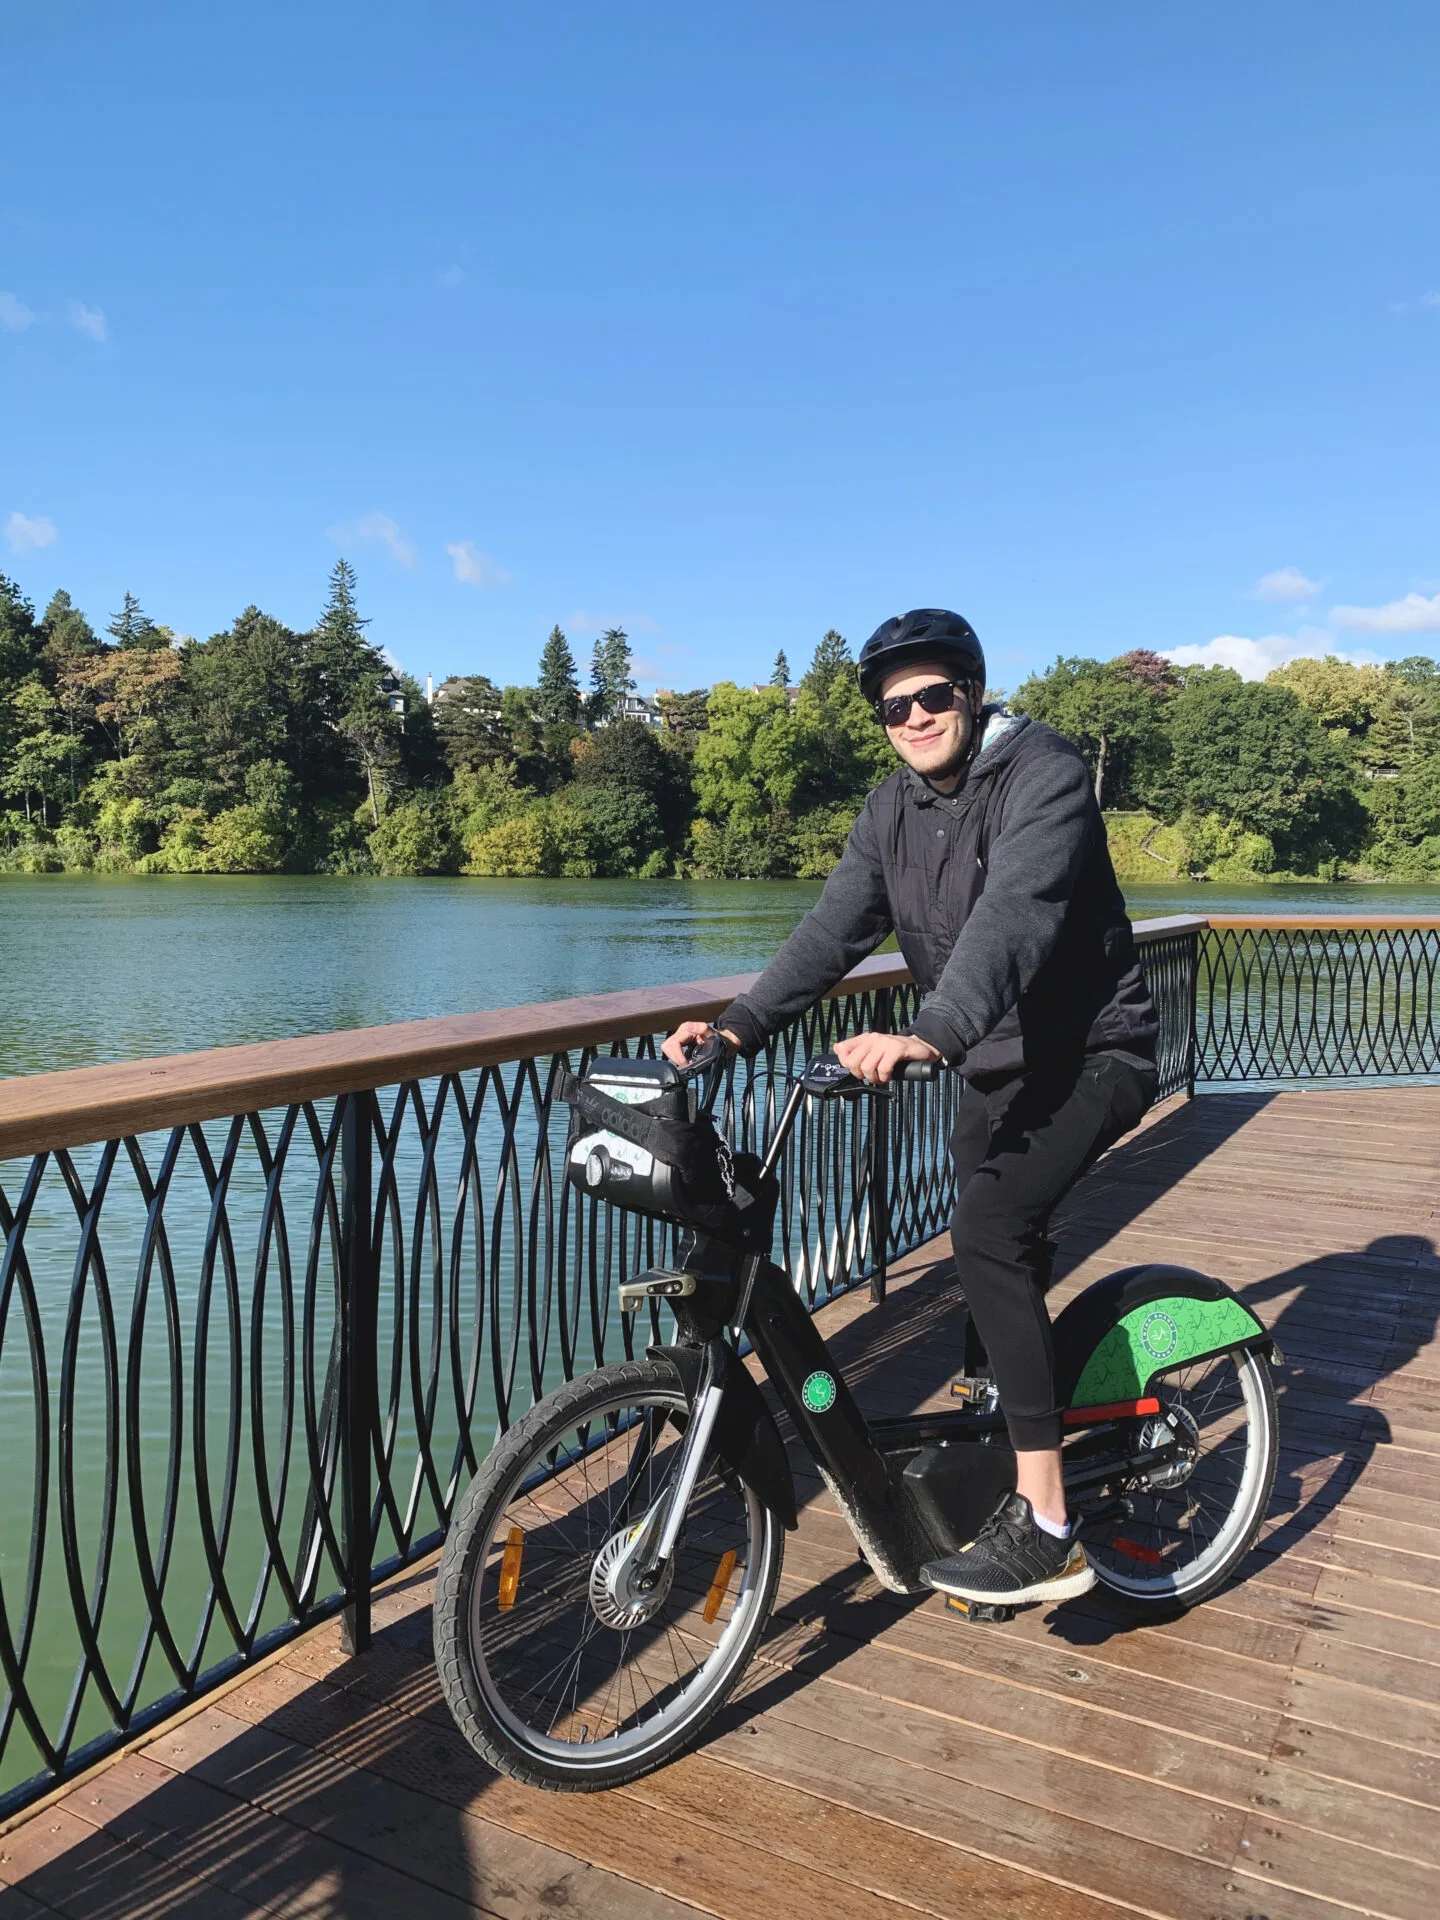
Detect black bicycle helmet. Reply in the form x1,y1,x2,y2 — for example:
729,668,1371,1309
857,608,985,704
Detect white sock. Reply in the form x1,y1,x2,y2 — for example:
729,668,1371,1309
1031,1509,1071,1540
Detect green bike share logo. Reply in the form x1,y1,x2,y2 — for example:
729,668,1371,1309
1140,1310,1179,1360
802,1371,837,1414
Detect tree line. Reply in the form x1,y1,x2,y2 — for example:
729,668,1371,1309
3,564,1438,881
1013,649,1440,880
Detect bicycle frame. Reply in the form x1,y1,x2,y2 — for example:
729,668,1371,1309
613,1044,1270,1601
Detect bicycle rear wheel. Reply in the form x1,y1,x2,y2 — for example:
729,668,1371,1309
1081,1344,1278,1608
434,1358,784,1790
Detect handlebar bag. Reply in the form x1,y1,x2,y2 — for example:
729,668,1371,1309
559,1057,739,1230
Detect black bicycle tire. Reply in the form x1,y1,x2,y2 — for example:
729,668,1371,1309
433,1357,785,1790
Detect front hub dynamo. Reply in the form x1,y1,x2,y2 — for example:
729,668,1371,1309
589,1526,676,1629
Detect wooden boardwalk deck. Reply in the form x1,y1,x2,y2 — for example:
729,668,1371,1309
3,1085,1438,1920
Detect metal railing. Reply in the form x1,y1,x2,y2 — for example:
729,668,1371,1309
1196,917,1440,1085
0,910,1321,1815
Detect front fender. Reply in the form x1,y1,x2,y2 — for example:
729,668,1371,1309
649,1342,798,1531
1052,1264,1272,1409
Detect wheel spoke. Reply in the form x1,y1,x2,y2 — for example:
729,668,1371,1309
447,1372,774,1773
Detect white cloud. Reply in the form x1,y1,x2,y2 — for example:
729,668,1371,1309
1164,628,1378,680
1253,566,1321,603
4,511,57,554
327,511,417,569
1330,591,1440,635
1422,292,1440,310
67,301,107,342
0,291,36,331
446,540,512,588
438,264,466,290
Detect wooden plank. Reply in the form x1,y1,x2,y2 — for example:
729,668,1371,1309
184,1675,1003,1920
128,1712,703,1920
57,1748,488,1920
703,1710,1359,1920
0,1803,265,1920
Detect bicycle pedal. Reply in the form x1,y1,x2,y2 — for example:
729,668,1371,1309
945,1595,1016,1624
949,1374,999,1410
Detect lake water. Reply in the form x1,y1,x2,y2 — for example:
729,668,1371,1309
3,873,1438,1079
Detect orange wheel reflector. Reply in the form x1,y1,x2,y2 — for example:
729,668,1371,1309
1064,1396,1161,1427
497,1526,525,1610
702,1549,739,1624
1112,1537,1164,1565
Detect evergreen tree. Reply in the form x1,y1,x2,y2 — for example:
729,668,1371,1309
0,574,41,684
308,559,397,827
40,591,98,679
655,688,710,743
535,625,582,725
800,629,852,698
770,650,790,689
108,592,163,651
587,627,634,726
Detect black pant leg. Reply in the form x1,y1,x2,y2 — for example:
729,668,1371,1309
949,1055,1156,1452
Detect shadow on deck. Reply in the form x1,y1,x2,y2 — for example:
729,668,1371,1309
3,1087,1438,1920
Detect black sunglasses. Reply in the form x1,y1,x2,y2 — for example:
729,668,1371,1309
876,679,971,729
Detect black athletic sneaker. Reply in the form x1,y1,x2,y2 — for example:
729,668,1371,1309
920,1492,1095,1605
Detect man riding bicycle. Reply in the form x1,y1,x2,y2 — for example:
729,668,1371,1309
664,608,1158,1607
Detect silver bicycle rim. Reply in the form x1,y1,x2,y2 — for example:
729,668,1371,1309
1088,1347,1272,1601
466,1385,771,1772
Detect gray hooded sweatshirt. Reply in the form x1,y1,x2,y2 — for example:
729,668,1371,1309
719,711,1158,1082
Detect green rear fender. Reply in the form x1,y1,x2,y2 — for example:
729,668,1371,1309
1052,1265,1270,1408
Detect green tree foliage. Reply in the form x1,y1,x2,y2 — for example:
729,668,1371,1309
108,592,163,651
587,627,634,726
655,688,709,745
770,650,790,689
1013,655,1169,808
434,675,505,772
1151,670,1362,868
800,629,852,699
0,575,41,684
8,567,1439,883
536,626,582,725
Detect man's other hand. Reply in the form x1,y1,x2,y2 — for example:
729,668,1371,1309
833,1031,942,1085
662,1022,740,1069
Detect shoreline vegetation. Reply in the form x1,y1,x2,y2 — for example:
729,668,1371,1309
4,564,1440,885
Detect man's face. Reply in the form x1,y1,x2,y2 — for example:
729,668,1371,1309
879,661,981,785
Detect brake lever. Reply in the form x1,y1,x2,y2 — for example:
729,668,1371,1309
682,1030,731,1116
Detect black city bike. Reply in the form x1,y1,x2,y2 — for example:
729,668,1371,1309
434,1038,1278,1790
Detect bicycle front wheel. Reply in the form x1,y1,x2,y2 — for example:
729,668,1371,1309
433,1358,784,1790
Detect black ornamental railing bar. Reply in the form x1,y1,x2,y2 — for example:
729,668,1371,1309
0,911,1431,1816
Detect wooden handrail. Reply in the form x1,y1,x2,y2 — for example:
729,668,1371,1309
0,912,1214,1160
0,953,916,1159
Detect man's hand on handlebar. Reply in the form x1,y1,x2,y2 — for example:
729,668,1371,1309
662,1021,741,1070
833,1031,943,1086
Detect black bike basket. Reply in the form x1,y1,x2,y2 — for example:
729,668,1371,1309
560,1057,737,1229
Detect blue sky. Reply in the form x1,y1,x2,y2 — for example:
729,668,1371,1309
2,3,1438,698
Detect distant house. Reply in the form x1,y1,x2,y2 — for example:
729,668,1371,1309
750,682,801,706
609,693,663,729
379,670,406,716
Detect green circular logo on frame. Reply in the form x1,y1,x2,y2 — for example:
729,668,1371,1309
801,1370,837,1414
1141,1310,1179,1360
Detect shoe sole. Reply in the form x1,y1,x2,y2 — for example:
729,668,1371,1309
923,1562,1097,1606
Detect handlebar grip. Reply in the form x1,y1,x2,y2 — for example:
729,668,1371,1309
897,1057,944,1082
681,1032,731,1080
